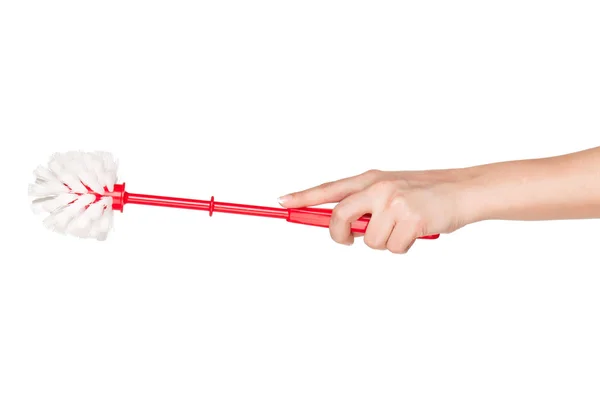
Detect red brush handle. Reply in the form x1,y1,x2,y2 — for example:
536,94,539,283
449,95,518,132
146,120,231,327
287,207,440,239
287,207,371,233
108,184,439,239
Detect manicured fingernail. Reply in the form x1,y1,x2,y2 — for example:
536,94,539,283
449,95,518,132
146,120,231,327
277,195,291,205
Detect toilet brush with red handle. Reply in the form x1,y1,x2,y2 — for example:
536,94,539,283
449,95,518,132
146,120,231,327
28,151,440,241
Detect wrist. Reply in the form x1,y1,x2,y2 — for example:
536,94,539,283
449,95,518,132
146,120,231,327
452,158,565,223
442,162,528,225
452,175,498,225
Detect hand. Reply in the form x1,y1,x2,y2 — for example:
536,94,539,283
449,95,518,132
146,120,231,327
277,169,474,253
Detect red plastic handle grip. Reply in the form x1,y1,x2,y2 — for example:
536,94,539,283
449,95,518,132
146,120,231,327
287,208,440,239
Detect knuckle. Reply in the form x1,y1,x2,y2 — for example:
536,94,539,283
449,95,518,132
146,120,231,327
329,206,352,244
388,196,409,214
389,195,407,209
368,180,396,195
405,209,424,226
389,199,426,231
362,169,382,178
331,205,350,223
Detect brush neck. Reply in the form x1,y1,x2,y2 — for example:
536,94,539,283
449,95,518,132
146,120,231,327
107,183,127,212
121,188,289,219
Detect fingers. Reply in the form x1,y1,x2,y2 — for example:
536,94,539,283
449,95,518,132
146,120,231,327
385,222,418,254
328,190,374,245
281,173,431,254
277,169,382,208
363,212,396,250
331,188,426,254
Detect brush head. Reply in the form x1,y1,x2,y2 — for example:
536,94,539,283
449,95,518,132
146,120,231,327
28,151,120,240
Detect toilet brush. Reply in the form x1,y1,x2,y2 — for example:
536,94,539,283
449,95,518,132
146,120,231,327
28,151,441,241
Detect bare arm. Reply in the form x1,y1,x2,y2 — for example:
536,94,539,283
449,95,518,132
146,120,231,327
277,146,600,253
460,146,600,223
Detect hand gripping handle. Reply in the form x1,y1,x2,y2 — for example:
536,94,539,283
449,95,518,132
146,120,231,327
287,208,440,239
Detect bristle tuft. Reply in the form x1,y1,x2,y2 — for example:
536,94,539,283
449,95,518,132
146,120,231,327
29,151,120,241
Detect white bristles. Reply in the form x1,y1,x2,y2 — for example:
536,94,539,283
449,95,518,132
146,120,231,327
33,165,56,182
43,194,97,234
31,193,79,214
29,151,120,240
96,151,118,191
28,180,70,197
94,206,114,241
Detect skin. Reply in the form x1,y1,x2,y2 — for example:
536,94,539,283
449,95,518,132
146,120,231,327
277,146,600,254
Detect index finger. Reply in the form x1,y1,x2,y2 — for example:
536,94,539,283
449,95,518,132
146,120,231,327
277,169,383,208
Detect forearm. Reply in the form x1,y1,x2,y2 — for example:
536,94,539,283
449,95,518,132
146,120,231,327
457,147,600,223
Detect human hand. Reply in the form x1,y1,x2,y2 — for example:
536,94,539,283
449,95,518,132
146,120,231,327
277,169,474,253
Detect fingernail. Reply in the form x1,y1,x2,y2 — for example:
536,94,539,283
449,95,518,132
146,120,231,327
277,195,291,205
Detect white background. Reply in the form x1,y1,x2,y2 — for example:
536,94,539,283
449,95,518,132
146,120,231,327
1,1,599,397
